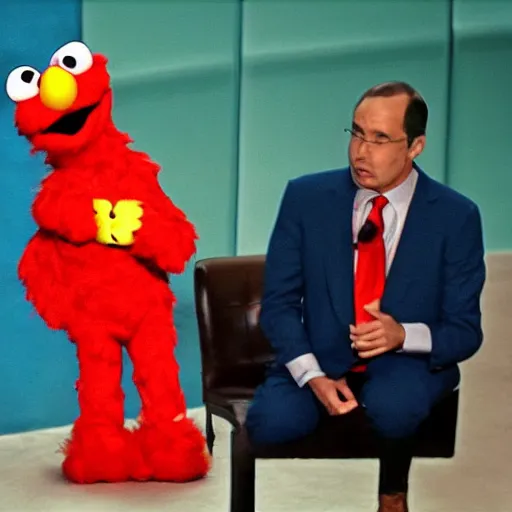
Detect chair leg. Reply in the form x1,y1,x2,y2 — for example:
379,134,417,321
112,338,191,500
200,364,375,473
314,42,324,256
230,426,256,512
205,406,215,454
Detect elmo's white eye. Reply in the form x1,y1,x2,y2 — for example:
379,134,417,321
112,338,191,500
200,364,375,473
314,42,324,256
5,66,41,102
50,41,93,75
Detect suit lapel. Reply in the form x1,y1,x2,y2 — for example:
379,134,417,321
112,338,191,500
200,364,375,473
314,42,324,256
381,167,438,309
322,171,358,327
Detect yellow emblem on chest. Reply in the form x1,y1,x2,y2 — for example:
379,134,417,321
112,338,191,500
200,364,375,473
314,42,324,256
93,199,143,246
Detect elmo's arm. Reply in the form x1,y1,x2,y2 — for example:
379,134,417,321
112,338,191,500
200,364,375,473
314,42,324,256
32,171,97,244
129,179,197,274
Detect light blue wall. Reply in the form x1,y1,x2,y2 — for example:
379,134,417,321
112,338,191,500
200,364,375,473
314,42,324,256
236,0,512,253
447,0,512,251
1,0,510,434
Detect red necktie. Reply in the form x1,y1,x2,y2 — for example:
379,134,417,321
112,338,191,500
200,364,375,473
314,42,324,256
351,195,388,372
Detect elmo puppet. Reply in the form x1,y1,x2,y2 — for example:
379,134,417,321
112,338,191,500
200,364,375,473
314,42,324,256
5,41,210,484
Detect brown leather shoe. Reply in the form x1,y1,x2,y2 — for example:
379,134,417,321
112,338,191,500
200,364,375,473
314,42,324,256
377,492,409,512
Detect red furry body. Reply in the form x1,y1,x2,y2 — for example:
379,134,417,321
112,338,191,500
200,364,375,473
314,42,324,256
8,42,210,483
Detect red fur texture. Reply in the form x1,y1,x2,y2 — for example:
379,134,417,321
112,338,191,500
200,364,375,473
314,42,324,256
11,44,211,483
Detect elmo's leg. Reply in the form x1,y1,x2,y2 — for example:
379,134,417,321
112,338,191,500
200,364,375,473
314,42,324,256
62,325,149,483
128,310,210,482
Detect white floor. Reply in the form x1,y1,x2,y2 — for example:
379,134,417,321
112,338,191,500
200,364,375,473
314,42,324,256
1,253,511,511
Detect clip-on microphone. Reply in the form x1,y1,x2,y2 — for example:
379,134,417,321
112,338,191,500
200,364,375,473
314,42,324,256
353,219,378,248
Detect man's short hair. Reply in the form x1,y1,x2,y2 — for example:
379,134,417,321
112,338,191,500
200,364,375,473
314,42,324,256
355,81,428,146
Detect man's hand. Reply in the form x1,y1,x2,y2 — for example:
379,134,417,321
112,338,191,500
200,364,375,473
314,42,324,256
350,299,405,359
308,376,358,416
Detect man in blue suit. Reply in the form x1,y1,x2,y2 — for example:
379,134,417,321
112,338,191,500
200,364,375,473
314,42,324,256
245,82,486,512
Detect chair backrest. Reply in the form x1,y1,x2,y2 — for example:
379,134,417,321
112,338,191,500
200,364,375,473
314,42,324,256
194,255,274,396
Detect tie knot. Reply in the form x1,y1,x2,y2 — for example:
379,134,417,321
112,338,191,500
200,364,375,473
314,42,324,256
372,195,388,211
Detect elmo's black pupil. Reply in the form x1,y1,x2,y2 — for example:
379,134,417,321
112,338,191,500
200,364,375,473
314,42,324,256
21,70,34,83
63,56,76,68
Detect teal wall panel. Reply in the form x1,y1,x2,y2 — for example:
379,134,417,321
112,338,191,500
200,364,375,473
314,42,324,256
236,0,452,255
82,0,241,414
447,0,512,250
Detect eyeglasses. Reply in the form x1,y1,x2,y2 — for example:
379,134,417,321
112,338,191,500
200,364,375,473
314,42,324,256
344,128,408,146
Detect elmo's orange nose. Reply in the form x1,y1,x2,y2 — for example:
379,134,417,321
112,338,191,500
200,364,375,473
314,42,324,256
39,66,77,111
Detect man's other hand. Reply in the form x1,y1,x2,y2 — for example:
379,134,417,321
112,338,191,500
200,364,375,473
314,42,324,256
350,299,405,358
308,376,358,415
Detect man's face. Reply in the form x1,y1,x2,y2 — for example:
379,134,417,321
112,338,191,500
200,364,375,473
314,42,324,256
348,94,425,193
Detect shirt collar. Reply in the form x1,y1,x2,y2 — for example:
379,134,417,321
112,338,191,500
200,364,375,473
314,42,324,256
353,167,418,215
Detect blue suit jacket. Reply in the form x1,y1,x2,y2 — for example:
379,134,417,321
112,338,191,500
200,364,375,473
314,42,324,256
259,165,486,379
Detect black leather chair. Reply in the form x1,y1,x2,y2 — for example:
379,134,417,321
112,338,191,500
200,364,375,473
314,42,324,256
194,254,459,512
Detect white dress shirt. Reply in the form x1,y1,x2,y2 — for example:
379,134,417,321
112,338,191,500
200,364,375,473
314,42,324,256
286,167,433,388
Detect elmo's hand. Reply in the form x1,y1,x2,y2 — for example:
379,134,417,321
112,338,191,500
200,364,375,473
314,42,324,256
93,199,143,246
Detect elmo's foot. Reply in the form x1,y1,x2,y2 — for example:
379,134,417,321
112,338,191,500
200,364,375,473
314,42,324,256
134,417,211,482
62,422,150,484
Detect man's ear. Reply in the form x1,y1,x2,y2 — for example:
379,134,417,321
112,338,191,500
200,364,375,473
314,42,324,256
407,135,426,160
